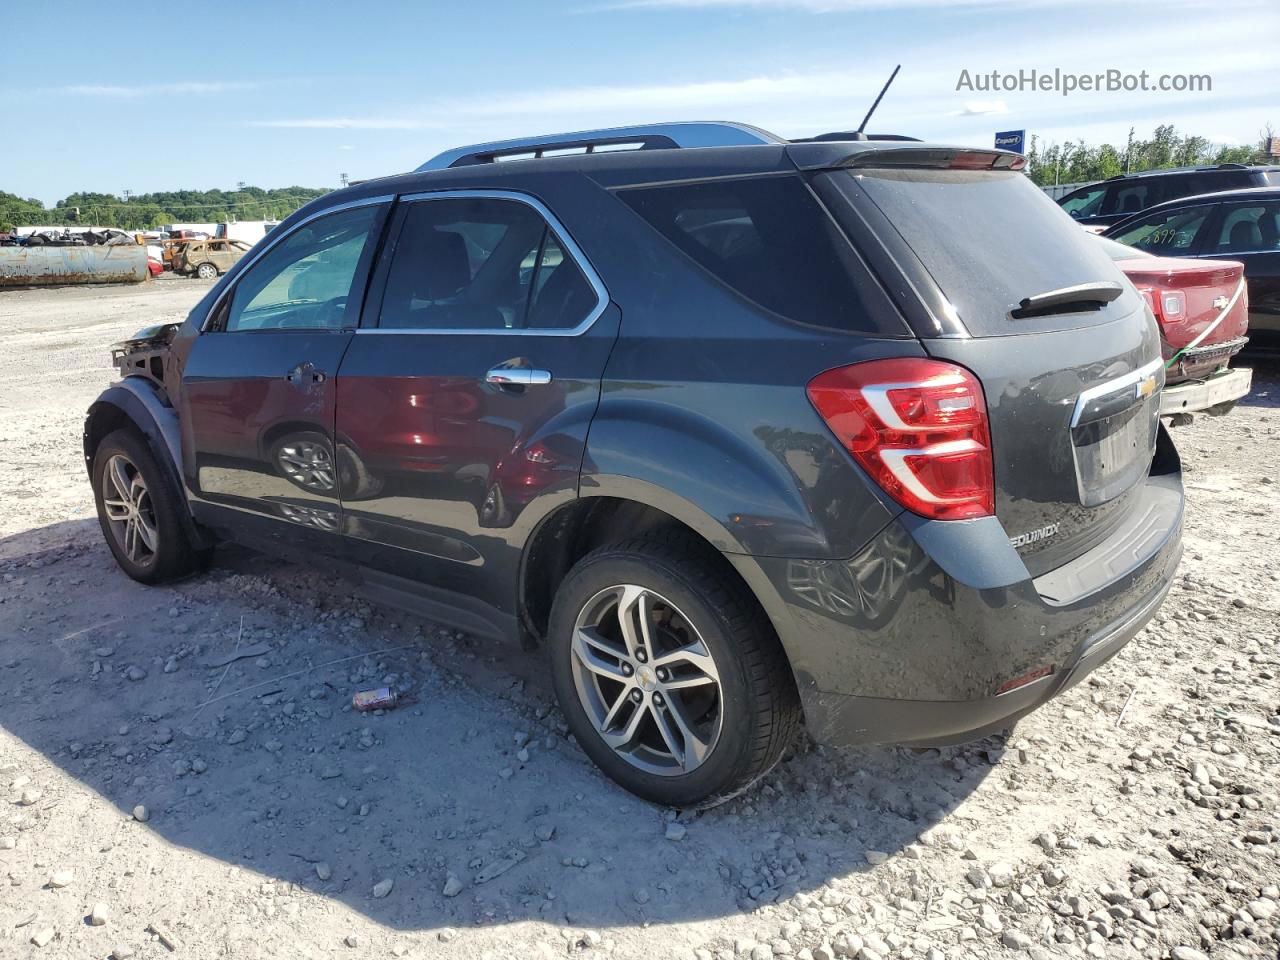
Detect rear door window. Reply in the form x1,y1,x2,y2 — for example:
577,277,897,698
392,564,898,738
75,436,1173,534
1108,206,1211,254
1210,201,1280,254
617,174,903,334
378,197,599,331
1104,179,1165,217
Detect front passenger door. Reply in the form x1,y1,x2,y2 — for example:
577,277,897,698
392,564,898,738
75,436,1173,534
181,200,389,555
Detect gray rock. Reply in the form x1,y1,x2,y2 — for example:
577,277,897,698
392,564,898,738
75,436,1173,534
315,862,332,881
1002,930,1033,950
372,878,393,899
132,805,149,823
989,861,1016,887
226,729,247,745
666,822,688,842
126,666,147,681
442,874,463,897
1245,898,1276,921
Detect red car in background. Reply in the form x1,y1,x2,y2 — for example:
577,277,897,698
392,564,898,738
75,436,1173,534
1095,235,1252,420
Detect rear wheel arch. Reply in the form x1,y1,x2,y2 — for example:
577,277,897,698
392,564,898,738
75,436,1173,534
518,493,782,649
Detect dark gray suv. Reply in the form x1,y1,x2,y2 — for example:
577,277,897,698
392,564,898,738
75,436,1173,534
86,122,1183,807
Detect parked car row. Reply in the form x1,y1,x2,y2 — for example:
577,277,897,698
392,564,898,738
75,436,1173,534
89,122,1188,806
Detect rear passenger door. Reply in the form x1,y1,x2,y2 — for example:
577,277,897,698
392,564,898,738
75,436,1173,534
333,190,619,633
1204,198,1280,335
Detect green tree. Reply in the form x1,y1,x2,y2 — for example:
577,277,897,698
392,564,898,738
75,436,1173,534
1025,122,1275,187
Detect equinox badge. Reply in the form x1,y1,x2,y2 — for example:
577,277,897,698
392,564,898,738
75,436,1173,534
1010,522,1060,548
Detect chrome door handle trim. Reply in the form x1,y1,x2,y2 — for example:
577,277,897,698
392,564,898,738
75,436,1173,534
486,367,552,386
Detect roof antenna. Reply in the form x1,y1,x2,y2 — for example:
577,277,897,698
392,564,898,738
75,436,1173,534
853,64,901,141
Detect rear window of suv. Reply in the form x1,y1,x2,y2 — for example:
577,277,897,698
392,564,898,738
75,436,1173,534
835,168,1131,337
617,174,904,334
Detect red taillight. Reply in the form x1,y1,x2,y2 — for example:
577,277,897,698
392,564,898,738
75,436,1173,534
1139,287,1186,327
807,358,995,521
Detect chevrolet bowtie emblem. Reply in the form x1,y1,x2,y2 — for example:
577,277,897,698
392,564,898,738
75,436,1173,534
1136,375,1158,399
1212,295,1230,309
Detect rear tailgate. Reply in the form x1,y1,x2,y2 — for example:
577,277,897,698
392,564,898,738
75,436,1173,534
809,151,1166,577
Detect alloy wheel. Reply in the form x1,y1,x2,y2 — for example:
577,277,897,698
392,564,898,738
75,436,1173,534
276,440,335,491
100,454,159,566
569,584,723,776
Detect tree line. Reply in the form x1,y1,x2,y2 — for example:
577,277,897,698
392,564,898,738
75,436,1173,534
0,186,331,232
1026,124,1275,187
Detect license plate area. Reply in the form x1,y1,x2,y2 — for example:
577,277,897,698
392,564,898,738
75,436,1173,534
1072,398,1159,506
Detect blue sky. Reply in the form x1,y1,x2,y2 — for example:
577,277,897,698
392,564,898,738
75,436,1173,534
5,0,1276,205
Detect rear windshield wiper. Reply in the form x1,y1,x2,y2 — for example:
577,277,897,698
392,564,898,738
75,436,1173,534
1010,281,1124,320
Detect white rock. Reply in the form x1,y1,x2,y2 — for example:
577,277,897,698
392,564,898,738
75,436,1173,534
372,878,394,899
442,874,463,897
89,903,111,926
666,823,688,842
132,805,149,822
315,862,332,881
48,870,74,888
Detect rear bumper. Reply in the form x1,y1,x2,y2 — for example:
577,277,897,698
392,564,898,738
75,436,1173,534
1161,367,1252,416
737,431,1184,748
800,565,1173,746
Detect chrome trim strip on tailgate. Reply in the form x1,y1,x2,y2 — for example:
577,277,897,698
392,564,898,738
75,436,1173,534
1070,357,1163,429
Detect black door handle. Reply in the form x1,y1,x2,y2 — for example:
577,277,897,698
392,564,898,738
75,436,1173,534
285,363,326,384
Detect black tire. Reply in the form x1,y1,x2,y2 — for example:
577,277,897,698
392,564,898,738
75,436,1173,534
548,532,800,808
92,428,209,584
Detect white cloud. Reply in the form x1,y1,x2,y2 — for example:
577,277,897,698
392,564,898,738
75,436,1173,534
957,100,1009,116
251,116,442,130
59,81,254,98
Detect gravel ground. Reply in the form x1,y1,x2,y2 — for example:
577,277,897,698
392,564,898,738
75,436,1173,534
1,279,1278,960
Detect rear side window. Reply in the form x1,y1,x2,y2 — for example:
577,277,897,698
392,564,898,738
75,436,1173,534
1104,178,1166,217
1210,201,1280,253
379,197,598,331
1108,206,1211,253
617,175,895,333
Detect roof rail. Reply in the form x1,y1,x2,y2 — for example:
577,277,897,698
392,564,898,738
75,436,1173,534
417,121,785,172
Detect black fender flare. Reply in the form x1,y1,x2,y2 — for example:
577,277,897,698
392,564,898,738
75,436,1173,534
83,379,210,548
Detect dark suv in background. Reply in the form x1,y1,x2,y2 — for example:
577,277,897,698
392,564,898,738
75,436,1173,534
1059,163,1280,229
87,122,1183,807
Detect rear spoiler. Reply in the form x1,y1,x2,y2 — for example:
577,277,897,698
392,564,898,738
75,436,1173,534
789,142,1026,172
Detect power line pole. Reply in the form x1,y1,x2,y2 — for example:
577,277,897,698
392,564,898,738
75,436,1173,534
339,173,349,188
